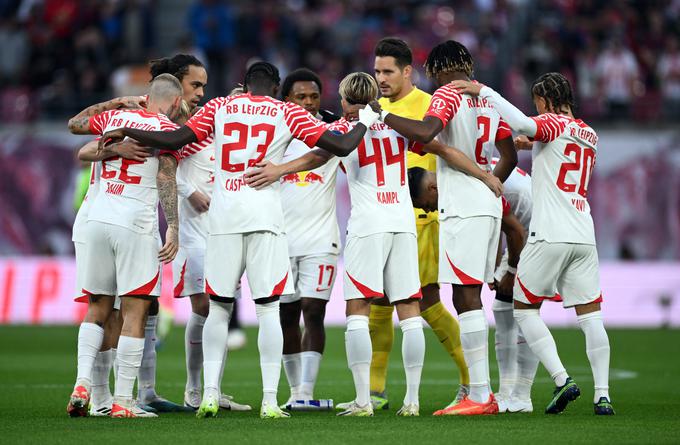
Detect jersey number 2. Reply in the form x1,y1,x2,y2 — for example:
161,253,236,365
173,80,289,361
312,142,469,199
358,137,406,186
556,143,595,197
221,122,275,172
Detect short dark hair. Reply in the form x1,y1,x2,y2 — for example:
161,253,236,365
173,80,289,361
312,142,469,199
424,40,474,78
149,54,204,81
407,167,427,202
531,72,576,113
281,68,322,99
243,62,280,91
375,37,413,68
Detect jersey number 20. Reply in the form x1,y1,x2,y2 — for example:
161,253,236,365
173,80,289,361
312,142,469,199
556,143,595,197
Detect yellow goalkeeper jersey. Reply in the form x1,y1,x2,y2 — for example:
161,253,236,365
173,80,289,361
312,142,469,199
379,86,437,225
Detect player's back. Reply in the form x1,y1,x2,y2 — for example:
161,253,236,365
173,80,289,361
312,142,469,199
336,119,416,237
491,157,532,232
529,113,598,245
72,161,102,243
177,136,215,244
88,108,178,234
425,84,508,219
185,93,328,235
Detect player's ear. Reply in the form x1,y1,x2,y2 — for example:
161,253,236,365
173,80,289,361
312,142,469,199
402,64,412,79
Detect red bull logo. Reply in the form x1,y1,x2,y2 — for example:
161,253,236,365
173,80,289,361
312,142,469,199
280,171,324,187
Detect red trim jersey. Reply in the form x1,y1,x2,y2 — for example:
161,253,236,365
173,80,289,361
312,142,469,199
185,93,328,235
528,113,598,245
424,84,511,219
331,118,417,237
87,109,181,234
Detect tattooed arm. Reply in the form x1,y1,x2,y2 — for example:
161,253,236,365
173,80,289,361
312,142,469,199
68,96,146,134
157,153,179,263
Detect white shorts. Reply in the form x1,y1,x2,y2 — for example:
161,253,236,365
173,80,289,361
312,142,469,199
343,233,421,303
81,221,162,298
74,241,122,309
494,251,510,283
173,246,205,297
281,253,338,304
204,231,294,300
439,216,501,285
514,241,601,308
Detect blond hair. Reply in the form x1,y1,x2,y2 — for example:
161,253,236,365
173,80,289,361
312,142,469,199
338,72,378,105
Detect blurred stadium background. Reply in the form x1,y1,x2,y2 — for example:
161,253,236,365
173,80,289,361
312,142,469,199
0,0,679,326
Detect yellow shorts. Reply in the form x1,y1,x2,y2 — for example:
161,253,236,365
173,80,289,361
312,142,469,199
415,209,439,287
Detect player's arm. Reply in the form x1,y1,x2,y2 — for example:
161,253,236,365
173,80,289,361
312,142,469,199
315,105,381,157
493,136,518,183
423,140,503,197
451,81,538,137
176,166,210,213
157,153,179,263
244,149,334,190
381,109,443,143
78,139,152,162
498,211,526,296
100,126,197,153
68,96,146,134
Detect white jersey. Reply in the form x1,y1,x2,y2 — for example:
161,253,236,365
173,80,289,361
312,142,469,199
527,113,598,245
423,84,512,219
176,136,215,248
280,137,341,257
332,119,416,237
72,161,102,243
185,93,328,235
87,109,180,234
491,157,532,232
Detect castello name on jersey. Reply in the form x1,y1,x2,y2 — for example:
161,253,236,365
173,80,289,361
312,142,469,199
223,103,278,117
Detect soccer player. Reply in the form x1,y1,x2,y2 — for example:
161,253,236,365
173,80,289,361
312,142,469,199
147,55,249,412
365,36,470,410
66,74,184,418
276,68,341,407
98,62,381,419
375,40,518,415
408,160,538,413
452,73,614,415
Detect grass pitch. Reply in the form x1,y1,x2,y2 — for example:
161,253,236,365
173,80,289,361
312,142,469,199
0,325,678,444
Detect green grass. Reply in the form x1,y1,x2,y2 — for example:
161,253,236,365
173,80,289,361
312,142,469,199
0,326,678,444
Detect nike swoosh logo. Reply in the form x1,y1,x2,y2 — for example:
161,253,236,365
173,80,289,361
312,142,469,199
189,341,202,345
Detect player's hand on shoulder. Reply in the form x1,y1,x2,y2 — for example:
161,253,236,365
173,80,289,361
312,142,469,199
358,103,380,128
244,161,282,190
158,226,179,263
117,95,147,110
514,135,533,151
98,129,126,154
110,140,152,162
450,80,482,96
188,191,210,213
482,172,503,197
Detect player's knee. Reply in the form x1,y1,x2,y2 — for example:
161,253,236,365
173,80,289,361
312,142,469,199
148,298,160,316
302,299,327,329
395,298,420,320
190,293,210,317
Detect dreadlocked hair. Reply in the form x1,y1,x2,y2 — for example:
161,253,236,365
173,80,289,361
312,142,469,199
407,167,427,202
243,62,280,92
531,72,576,114
149,54,203,81
424,40,473,78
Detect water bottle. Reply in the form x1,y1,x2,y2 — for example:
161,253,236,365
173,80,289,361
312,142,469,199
285,399,334,411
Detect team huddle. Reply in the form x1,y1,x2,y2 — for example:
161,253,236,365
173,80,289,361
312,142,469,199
66,37,614,419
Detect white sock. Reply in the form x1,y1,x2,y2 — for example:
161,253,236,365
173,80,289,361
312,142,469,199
76,322,104,385
282,353,302,399
400,316,425,406
256,301,283,406
138,315,158,401
512,330,539,401
459,310,490,403
112,348,118,379
492,300,518,398
300,351,322,399
514,309,568,387
202,300,233,395
114,336,144,400
91,349,113,407
345,315,371,407
185,312,206,393
577,311,611,403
